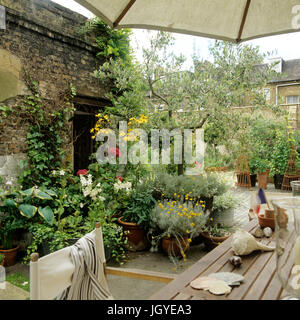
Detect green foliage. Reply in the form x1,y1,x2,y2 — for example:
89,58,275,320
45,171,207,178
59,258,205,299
17,76,76,188
212,191,239,212
203,223,230,237
81,18,132,63
270,130,290,176
152,170,227,200
150,200,209,239
6,273,30,292
122,189,156,229
0,253,4,264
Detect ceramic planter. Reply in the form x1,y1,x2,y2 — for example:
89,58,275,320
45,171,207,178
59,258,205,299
161,236,190,257
117,217,149,252
0,245,19,267
201,232,231,251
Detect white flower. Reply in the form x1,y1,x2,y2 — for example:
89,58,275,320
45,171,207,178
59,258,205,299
98,196,105,201
52,170,56,175
80,203,84,208
59,170,65,176
5,180,13,186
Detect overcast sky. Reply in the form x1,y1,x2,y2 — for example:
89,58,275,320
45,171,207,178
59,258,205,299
52,0,300,69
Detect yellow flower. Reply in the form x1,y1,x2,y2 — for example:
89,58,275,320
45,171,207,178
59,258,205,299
188,238,192,243
210,218,213,221
186,229,190,234
190,222,195,227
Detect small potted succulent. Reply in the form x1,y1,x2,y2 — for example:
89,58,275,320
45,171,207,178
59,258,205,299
201,222,231,251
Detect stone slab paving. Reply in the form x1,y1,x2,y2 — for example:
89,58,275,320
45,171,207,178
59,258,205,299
0,281,29,300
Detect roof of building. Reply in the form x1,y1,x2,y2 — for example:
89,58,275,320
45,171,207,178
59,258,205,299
269,58,300,83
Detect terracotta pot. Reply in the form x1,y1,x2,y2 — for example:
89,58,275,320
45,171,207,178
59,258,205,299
258,214,275,230
117,217,149,252
0,245,19,267
257,171,268,189
161,236,190,257
201,231,231,251
265,209,274,219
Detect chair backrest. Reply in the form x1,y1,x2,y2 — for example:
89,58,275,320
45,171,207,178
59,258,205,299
30,223,106,300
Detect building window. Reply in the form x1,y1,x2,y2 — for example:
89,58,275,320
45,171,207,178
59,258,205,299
264,88,271,101
286,95,299,104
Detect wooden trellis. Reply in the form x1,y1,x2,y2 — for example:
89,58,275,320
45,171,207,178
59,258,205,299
235,155,251,188
281,148,299,191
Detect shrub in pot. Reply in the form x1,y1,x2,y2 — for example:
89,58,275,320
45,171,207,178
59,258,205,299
150,199,209,266
118,189,156,251
270,132,290,189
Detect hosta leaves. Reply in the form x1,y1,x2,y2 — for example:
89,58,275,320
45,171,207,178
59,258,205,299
19,204,37,218
38,206,54,225
35,190,53,200
20,187,35,197
4,199,17,208
43,189,57,197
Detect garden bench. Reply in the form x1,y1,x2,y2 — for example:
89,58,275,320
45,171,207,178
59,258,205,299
149,218,292,300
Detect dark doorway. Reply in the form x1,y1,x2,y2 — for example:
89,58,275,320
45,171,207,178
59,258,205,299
72,96,110,174
73,110,95,174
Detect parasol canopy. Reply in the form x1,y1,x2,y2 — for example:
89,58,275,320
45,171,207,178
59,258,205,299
74,0,300,43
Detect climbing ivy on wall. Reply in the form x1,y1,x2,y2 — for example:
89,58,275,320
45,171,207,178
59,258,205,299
15,73,76,188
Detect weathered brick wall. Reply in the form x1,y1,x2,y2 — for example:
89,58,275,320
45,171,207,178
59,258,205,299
0,0,106,182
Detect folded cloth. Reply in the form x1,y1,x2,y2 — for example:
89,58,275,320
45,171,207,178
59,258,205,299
57,232,114,300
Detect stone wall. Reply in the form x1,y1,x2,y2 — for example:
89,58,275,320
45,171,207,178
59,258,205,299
0,0,106,183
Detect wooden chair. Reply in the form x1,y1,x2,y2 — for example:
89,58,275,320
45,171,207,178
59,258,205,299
30,222,175,300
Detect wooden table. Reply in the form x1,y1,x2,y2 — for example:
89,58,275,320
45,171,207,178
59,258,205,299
150,219,294,300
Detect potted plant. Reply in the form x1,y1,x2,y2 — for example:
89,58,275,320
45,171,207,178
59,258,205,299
201,223,231,251
270,132,289,189
150,198,209,265
255,158,270,189
118,188,156,251
0,187,55,266
249,158,259,187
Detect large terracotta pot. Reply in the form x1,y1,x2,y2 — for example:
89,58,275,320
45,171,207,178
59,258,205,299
117,217,149,252
257,171,268,189
201,232,231,251
161,236,190,257
0,246,19,267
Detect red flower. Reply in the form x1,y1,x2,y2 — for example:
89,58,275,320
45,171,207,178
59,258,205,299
77,169,88,176
116,176,123,181
108,147,121,158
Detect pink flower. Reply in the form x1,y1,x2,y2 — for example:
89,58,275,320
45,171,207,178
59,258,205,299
116,176,123,181
109,147,121,158
77,169,88,176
